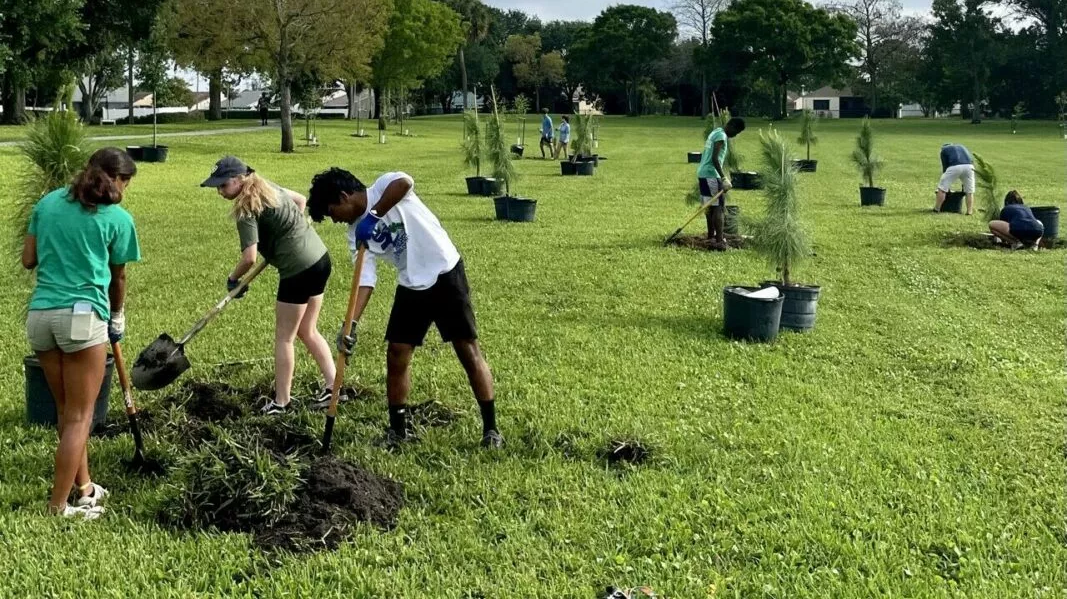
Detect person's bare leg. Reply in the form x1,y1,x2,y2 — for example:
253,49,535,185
452,339,493,402
989,220,1019,244
386,343,415,407
710,205,725,244
49,345,105,512
274,301,307,406
296,294,336,389
934,189,946,211
965,193,974,215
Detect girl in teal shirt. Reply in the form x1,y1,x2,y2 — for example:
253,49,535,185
23,147,141,519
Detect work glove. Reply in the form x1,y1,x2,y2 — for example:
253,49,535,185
227,276,249,299
721,177,733,192
354,212,382,243
107,310,125,343
336,320,358,363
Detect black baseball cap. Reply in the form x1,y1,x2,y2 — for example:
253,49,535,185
200,156,254,187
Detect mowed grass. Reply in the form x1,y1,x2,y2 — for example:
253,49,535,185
0,115,1064,597
0,118,268,143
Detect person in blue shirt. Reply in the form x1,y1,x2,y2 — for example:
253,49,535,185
989,190,1044,249
935,143,975,214
554,115,571,159
539,108,554,159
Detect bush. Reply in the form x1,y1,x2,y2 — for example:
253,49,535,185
117,111,207,125
973,153,1000,221
461,110,483,177
14,112,87,253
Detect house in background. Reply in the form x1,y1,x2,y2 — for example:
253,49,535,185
792,86,868,118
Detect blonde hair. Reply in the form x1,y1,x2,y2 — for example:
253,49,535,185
231,173,278,219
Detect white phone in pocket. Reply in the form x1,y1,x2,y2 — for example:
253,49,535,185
70,302,95,342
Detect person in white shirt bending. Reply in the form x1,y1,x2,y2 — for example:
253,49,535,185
307,168,502,449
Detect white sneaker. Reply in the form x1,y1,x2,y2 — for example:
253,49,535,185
54,504,105,520
74,483,109,508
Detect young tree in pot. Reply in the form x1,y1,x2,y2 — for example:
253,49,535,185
486,87,535,221
511,94,530,156
462,109,488,195
794,109,818,172
851,117,885,206
973,152,1001,227
1010,102,1025,134
568,111,596,175
136,25,171,163
752,129,820,332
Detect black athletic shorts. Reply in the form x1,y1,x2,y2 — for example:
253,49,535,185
385,260,477,346
1011,222,1044,244
277,253,331,304
541,134,553,144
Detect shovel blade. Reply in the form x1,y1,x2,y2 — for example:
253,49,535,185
131,333,190,390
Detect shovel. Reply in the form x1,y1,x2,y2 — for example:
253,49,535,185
663,190,725,246
322,244,366,453
112,341,166,475
131,260,268,390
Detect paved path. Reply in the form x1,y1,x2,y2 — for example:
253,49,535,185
0,123,277,147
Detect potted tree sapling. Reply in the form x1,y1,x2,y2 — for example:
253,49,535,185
1010,102,1026,134
852,117,885,206
511,94,530,157
793,109,818,172
487,87,535,222
135,28,171,163
462,109,489,195
973,152,1001,229
751,129,821,333
567,112,596,176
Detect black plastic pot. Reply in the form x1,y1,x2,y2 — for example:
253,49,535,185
506,198,537,222
731,171,763,190
688,152,702,163
860,187,886,206
939,191,965,213
479,178,503,196
723,287,783,343
724,206,741,235
125,146,144,161
25,355,113,430
560,161,577,176
139,145,169,163
793,159,818,173
511,144,524,157
761,282,820,332
1031,206,1059,242
577,154,599,167
466,177,484,195
575,161,596,176
493,196,509,220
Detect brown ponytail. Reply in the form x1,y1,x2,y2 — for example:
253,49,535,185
70,147,137,210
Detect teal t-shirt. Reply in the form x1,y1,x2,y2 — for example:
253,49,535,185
697,128,729,179
28,187,141,320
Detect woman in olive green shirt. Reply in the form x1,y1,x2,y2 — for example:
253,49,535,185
201,156,335,414
23,147,141,519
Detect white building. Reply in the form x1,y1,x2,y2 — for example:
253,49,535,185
792,86,868,118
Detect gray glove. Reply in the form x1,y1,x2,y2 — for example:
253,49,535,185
336,320,357,363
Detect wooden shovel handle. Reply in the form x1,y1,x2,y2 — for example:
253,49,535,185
327,244,366,419
111,341,136,416
178,260,269,346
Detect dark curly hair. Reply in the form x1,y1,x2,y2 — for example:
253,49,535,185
70,147,137,210
307,167,366,222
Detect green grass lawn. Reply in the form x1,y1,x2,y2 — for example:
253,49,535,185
0,118,269,143
0,115,1063,597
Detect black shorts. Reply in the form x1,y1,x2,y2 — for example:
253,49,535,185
385,260,477,346
541,135,553,144
277,253,331,304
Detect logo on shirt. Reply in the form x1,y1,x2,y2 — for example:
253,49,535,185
372,222,407,256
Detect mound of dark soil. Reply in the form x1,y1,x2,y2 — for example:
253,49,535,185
667,234,747,251
94,409,156,438
599,440,651,466
254,456,405,553
249,418,318,455
177,381,250,422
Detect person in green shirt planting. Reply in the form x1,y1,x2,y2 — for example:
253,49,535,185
200,156,337,415
23,147,141,519
697,117,746,249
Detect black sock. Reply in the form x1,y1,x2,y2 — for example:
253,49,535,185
478,399,496,434
388,405,408,437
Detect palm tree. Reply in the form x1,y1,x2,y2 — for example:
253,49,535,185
442,0,492,112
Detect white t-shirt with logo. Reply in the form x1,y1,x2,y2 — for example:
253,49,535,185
348,172,460,291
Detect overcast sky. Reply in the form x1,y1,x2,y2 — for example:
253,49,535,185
482,0,934,21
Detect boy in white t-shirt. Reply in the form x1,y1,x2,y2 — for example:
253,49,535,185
307,168,502,449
